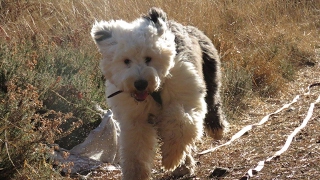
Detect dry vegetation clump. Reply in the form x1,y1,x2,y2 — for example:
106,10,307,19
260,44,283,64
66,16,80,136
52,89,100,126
0,0,319,179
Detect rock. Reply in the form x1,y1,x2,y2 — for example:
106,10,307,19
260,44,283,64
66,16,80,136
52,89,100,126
208,167,230,178
52,109,120,174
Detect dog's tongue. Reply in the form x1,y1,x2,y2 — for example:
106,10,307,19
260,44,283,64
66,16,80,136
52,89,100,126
134,91,149,101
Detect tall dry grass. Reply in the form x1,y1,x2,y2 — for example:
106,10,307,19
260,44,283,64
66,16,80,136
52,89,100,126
0,0,319,179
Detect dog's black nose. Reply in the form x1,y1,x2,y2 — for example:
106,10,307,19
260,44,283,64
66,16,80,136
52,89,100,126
134,80,148,91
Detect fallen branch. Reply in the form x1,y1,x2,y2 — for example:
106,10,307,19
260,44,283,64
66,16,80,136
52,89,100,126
198,82,320,156
240,93,320,180
198,95,299,156
3,113,22,176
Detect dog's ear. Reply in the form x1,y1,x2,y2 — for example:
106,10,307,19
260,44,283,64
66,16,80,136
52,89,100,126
91,20,118,63
148,7,167,24
92,27,112,42
91,21,118,79
145,7,167,35
91,20,115,45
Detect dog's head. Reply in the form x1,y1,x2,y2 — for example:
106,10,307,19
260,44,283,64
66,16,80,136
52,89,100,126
91,7,176,101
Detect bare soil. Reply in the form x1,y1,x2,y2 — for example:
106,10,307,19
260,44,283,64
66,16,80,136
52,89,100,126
190,60,320,179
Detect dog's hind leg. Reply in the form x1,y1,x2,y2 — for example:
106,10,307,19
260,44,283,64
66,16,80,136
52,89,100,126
119,121,158,180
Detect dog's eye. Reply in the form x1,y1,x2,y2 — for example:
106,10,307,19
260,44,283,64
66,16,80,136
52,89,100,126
145,57,152,64
124,59,131,65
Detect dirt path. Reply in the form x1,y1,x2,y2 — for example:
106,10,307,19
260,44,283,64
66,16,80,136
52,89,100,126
192,59,320,179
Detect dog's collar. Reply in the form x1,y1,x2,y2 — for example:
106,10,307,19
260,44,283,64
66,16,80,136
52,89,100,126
107,90,162,105
107,90,123,98
150,91,162,105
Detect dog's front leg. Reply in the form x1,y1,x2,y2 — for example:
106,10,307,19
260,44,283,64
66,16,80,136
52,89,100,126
119,121,158,180
159,102,203,170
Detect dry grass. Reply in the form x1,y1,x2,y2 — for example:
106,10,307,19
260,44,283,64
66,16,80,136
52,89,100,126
0,0,319,179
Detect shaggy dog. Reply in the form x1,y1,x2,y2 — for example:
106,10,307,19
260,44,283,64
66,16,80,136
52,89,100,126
91,7,227,180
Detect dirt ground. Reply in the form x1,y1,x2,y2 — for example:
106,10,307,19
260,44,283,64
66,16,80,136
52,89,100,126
72,57,320,180
191,65,320,180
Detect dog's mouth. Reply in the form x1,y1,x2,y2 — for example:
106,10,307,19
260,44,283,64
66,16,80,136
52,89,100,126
132,91,149,101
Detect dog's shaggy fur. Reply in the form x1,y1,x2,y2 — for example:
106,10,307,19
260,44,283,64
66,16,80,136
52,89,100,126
91,7,227,180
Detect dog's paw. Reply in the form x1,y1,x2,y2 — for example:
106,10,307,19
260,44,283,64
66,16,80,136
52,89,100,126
172,164,193,178
206,127,224,140
161,143,185,170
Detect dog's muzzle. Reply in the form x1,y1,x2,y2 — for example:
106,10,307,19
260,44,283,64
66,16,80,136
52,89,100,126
132,91,149,101
133,80,149,101
107,80,163,104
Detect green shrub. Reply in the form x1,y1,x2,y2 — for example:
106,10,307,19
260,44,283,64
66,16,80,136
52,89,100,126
0,38,105,179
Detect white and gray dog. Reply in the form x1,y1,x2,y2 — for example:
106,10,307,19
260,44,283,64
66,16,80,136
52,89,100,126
91,7,227,180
